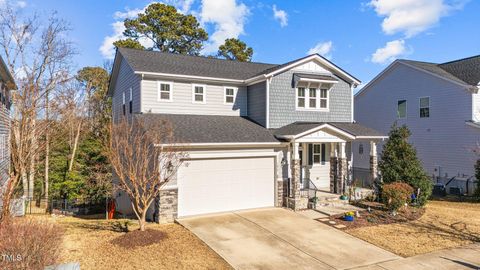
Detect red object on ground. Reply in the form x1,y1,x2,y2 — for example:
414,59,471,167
107,199,116,219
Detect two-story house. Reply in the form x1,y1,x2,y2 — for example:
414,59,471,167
354,55,480,194
0,55,15,205
108,48,385,223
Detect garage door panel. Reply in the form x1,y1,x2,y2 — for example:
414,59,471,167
178,157,274,217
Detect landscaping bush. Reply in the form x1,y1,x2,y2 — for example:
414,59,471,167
474,160,480,200
379,123,432,205
382,182,414,212
0,218,64,270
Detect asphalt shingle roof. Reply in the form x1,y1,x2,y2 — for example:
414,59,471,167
119,47,277,80
272,122,385,138
399,55,480,86
136,113,279,144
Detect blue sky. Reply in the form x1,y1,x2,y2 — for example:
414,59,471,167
15,0,480,87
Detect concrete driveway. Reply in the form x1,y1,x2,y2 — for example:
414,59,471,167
178,208,399,270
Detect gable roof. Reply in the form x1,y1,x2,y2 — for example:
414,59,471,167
136,113,280,145
118,47,277,81
272,121,386,139
114,48,360,86
356,55,480,99
0,55,16,89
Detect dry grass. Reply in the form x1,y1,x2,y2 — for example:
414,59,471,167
346,200,480,257
46,216,232,270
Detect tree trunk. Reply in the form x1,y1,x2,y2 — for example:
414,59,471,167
28,153,35,200
44,92,49,202
139,211,146,231
21,169,28,198
68,120,82,172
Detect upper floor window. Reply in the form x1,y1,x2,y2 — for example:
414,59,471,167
158,81,173,101
397,100,406,118
192,84,206,104
320,89,328,108
129,87,133,114
122,91,126,115
224,87,236,104
419,97,430,118
296,87,329,110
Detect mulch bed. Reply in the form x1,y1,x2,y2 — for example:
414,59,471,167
317,201,425,230
110,228,167,249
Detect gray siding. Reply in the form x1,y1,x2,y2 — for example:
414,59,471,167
112,55,141,122
354,63,478,178
268,70,352,128
141,78,247,116
0,82,10,201
247,81,266,126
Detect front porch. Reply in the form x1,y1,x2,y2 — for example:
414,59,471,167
273,122,386,211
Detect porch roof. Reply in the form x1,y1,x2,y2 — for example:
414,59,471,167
272,122,387,140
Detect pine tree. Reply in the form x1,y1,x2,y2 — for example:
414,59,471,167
379,123,432,205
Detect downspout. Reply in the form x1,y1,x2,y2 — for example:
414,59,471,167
266,77,272,128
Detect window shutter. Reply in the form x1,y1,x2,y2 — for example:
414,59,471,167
308,144,313,166
321,143,326,162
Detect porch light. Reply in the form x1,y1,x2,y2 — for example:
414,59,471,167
281,157,287,167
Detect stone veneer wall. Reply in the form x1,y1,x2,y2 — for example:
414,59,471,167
330,157,337,193
276,179,285,207
156,188,178,223
370,155,378,182
337,158,347,194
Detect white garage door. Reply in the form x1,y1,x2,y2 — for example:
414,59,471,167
178,157,274,217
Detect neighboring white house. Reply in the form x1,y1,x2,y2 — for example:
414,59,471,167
108,48,386,222
354,55,480,193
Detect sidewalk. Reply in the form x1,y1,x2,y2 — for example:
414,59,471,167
352,243,480,270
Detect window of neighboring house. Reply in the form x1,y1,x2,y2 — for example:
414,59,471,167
225,87,235,104
192,84,206,103
419,97,430,118
0,134,5,161
320,89,328,109
359,143,364,155
122,91,126,116
158,81,173,101
129,87,133,114
397,100,407,118
297,87,306,108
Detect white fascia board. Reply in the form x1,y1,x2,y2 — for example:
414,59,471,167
245,74,267,85
355,136,389,139
155,142,283,148
185,151,278,159
135,71,244,84
265,55,361,86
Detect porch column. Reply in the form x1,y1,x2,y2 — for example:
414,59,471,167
288,142,301,211
370,141,379,182
337,142,347,194
329,143,338,193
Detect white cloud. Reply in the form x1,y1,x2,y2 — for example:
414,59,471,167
16,1,26,8
307,41,333,59
101,0,251,58
371,39,409,64
369,0,467,38
200,0,249,54
272,5,287,27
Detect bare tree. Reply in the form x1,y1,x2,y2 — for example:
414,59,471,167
106,117,186,231
0,5,75,220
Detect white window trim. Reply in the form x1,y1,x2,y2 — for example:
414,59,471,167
192,84,207,104
295,87,329,111
129,87,133,101
224,86,237,105
397,99,407,119
419,96,430,118
312,144,321,165
157,81,173,102
122,91,125,105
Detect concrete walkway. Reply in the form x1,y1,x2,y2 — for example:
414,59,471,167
178,208,399,270
353,243,480,270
